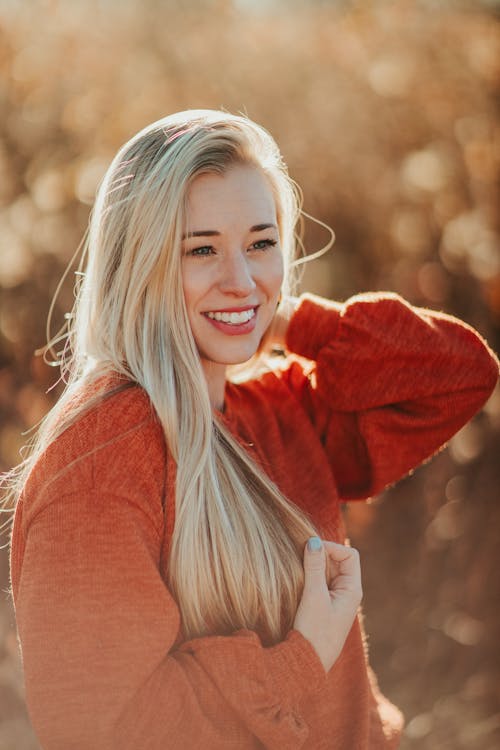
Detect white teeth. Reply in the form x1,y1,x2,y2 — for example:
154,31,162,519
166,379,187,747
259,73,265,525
206,309,255,324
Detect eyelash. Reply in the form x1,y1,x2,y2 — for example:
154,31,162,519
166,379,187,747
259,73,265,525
252,239,277,251
186,239,277,257
187,246,214,257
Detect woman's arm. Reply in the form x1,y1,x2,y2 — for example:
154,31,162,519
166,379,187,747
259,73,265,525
269,292,499,500
13,486,327,750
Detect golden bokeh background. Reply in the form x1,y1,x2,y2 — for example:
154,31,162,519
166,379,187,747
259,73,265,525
0,1,499,748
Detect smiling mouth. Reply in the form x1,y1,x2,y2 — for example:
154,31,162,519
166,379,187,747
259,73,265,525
205,308,256,325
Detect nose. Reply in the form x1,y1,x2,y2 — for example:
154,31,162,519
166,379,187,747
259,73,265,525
218,251,257,297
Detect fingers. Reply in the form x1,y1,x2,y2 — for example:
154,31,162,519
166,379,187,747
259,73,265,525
323,541,362,601
303,537,362,598
302,536,327,592
322,540,360,578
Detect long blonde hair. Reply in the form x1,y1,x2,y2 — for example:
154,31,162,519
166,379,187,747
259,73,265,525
8,110,320,644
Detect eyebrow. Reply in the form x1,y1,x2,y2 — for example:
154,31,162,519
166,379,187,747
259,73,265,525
182,223,277,240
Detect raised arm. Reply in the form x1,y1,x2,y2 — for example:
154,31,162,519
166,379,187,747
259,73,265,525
275,292,499,500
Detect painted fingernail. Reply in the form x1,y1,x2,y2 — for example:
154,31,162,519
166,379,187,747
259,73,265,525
307,536,322,552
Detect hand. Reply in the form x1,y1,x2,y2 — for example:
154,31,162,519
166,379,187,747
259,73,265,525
293,537,362,673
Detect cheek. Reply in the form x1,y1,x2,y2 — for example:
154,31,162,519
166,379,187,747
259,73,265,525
181,265,206,312
268,254,284,295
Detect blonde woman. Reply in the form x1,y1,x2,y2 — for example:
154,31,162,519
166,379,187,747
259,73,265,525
9,110,499,749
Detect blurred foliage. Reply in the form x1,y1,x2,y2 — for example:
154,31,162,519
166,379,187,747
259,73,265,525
0,1,499,748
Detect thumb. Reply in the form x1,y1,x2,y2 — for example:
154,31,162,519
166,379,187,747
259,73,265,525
303,536,327,590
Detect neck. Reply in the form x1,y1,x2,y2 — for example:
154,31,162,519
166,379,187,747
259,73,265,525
201,360,227,411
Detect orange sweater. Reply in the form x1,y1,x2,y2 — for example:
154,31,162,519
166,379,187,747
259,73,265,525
10,293,499,750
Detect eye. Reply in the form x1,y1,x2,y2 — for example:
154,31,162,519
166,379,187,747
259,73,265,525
187,245,215,257
250,239,278,251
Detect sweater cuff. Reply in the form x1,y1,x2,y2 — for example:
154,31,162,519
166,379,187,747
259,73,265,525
266,629,327,707
285,293,343,362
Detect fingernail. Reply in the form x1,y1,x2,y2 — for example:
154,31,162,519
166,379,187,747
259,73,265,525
307,536,322,552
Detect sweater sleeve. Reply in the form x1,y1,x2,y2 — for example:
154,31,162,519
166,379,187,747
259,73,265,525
283,291,499,500
13,486,326,750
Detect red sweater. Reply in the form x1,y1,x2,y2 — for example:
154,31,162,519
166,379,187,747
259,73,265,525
10,293,499,749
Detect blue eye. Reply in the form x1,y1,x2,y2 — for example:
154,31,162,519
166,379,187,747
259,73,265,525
189,246,214,256
251,239,277,251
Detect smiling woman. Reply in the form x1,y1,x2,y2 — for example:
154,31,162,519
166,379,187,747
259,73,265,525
182,165,283,406
6,110,499,750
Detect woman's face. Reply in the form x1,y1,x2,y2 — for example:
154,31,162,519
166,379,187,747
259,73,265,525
181,163,284,372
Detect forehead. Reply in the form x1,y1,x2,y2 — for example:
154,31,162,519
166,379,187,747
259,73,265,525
185,164,277,231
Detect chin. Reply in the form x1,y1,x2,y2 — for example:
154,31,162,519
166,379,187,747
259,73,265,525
201,339,263,367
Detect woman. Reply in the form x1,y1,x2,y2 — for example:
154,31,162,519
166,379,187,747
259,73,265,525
9,110,499,749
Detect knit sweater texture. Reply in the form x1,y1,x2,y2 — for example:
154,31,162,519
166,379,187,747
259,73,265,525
10,292,499,750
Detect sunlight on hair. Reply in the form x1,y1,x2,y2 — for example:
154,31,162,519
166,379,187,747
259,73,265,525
293,209,336,267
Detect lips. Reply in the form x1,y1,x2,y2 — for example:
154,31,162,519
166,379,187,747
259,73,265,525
202,306,258,335
205,309,256,325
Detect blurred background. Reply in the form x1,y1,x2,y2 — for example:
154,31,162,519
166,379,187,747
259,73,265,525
0,0,499,747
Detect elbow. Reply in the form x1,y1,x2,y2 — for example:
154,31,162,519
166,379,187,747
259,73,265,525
475,330,499,392
484,351,500,395
472,347,499,411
